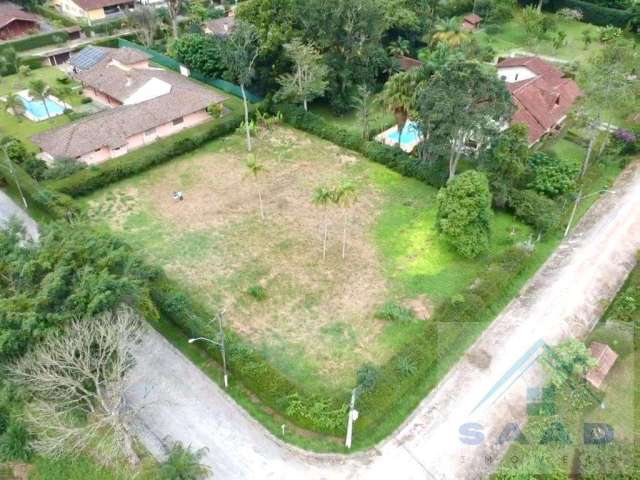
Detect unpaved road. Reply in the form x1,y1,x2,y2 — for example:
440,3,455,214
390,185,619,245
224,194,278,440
128,160,640,479
0,189,38,241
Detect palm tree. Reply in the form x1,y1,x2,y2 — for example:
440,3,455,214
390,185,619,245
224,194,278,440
29,79,51,119
332,182,357,259
387,36,410,57
312,185,333,260
429,17,471,48
382,71,417,147
246,154,265,220
4,93,24,121
159,442,210,479
352,85,376,139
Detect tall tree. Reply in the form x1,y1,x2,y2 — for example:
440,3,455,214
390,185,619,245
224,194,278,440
28,79,51,119
312,185,333,260
246,154,265,220
222,21,260,152
332,181,357,259
4,93,25,121
352,85,376,139
166,0,181,38
1,137,27,209
436,170,492,258
275,39,328,111
417,61,514,180
127,5,159,48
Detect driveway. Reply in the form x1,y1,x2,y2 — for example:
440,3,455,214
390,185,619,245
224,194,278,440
0,189,38,241
128,160,640,479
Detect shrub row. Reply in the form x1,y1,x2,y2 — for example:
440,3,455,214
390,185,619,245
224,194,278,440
31,5,77,28
274,103,447,187
547,0,632,27
0,160,75,219
149,273,348,435
47,110,247,197
81,18,124,36
0,30,69,54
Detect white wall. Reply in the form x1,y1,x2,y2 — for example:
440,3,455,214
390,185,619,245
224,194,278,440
497,66,536,83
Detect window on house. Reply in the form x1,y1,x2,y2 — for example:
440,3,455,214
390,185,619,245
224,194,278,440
172,117,184,126
145,128,156,136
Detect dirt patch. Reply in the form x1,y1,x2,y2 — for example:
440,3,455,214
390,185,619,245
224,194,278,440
91,126,394,389
404,295,433,320
466,348,492,370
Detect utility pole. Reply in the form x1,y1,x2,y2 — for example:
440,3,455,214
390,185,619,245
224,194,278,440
345,387,359,449
564,189,615,238
2,143,27,210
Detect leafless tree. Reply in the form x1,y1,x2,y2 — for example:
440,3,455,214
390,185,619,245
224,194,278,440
127,6,159,48
9,306,149,467
166,0,181,38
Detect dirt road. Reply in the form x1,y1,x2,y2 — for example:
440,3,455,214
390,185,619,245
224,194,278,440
127,160,640,479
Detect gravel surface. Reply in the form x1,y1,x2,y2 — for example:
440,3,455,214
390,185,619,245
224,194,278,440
127,160,640,480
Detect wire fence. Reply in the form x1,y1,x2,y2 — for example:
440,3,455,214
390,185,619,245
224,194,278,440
117,38,262,104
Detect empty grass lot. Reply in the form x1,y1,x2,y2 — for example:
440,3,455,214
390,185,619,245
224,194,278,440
82,125,536,395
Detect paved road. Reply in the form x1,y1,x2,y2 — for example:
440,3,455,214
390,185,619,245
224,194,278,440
127,161,640,479
0,189,39,241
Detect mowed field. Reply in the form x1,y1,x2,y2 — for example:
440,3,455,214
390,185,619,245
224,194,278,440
83,125,534,393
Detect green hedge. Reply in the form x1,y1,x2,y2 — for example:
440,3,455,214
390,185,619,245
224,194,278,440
82,18,124,36
547,0,632,27
0,30,69,55
31,5,77,27
275,103,448,187
47,110,248,197
0,160,76,219
150,273,348,435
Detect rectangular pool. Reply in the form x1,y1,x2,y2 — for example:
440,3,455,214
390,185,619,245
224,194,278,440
18,92,66,121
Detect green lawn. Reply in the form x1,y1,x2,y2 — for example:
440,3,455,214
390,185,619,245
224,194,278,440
0,66,85,148
310,102,395,137
474,13,604,63
82,124,535,395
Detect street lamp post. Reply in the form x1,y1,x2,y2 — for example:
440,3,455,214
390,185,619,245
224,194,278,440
189,311,229,388
564,189,615,238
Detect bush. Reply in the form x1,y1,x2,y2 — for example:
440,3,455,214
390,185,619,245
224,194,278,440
374,301,415,322
509,188,561,233
246,284,267,301
47,109,247,197
80,96,92,104
43,158,86,181
528,151,578,197
0,30,69,56
31,5,77,27
547,0,632,27
356,363,380,392
0,422,32,461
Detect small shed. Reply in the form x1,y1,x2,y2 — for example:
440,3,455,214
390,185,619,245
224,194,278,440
585,342,618,389
396,55,423,72
462,13,482,31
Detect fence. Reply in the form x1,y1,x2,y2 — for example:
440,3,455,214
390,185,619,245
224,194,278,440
117,38,262,103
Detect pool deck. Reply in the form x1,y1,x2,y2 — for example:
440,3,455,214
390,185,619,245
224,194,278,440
15,89,71,122
375,121,422,153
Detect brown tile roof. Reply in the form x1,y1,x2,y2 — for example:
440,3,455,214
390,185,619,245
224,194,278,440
0,2,39,29
497,56,582,144
397,55,423,72
33,67,226,159
71,0,131,11
585,342,618,389
203,16,235,36
463,14,482,25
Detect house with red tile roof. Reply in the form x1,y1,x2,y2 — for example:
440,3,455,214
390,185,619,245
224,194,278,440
585,342,618,389
462,13,482,30
53,0,134,21
0,2,40,40
396,55,423,72
497,56,582,145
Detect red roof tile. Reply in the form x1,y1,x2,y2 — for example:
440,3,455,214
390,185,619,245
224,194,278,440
397,55,423,72
585,342,618,389
0,2,39,29
463,14,482,25
498,56,582,144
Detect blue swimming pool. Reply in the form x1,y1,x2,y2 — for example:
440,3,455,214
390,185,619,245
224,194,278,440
19,93,66,121
387,121,421,145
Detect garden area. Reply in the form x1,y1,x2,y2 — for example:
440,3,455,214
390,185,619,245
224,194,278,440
0,66,87,148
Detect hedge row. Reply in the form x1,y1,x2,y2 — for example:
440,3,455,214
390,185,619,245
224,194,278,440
31,5,77,27
150,272,348,435
547,0,632,27
274,103,448,187
47,110,247,197
0,30,69,54
0,160,75,219
82,18,125,36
